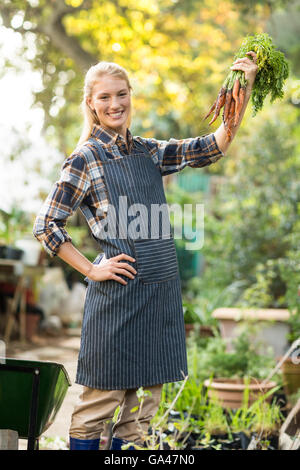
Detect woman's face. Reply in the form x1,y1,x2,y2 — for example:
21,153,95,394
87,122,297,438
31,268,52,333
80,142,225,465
88,75,131,138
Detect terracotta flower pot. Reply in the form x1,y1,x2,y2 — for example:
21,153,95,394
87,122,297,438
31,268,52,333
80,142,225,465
204,378,277,409
184,324,214,338
280,357,300,397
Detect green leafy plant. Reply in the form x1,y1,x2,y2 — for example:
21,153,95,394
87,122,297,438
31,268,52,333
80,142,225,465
162,374,208,420
129,339,283,450
201,399,231,437
204,33,289,141
200,324,277,380
249,400,284,439
234,32,289,115
226,379,281,436
126,378,192,450
0,208,31,246
197,432,222,450
201,109,300,313
227,406,253,437
182,300,203,324
279,247,300,343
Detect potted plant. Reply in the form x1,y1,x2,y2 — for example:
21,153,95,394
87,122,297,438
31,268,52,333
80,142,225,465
203,325,279,409
0,208,29,260
227,404,253,449
182,299,215,338
278,260,300,404
248,400,284,450
200,399,230,438
197,399,244,450
226,389,284,450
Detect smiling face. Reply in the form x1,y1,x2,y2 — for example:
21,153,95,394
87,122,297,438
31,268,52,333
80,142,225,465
87,75,131,138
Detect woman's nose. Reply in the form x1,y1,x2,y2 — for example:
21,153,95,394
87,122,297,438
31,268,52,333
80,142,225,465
110,96,121,109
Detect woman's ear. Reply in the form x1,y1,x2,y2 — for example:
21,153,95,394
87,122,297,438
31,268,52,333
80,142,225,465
86,97,93,110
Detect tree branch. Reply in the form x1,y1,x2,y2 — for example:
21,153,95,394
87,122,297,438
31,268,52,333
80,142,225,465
42,16,97,71
0,1,98,71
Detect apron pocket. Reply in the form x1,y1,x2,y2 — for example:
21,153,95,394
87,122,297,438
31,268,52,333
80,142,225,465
133,237,179,283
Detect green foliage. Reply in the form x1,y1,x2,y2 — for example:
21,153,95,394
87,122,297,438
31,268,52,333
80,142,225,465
201,399,230,436
249,399,284,437
0,208,31,245
201,102,300,311
182,300,203,324
226,395,283,439
182,276,248,328
160,322,279,428
163,369,208,417
227,404,253,436
233,33,289,114
194,324,277,380
278,236,300,342
0,0,279,153
152,330,284,449
266,1,300,76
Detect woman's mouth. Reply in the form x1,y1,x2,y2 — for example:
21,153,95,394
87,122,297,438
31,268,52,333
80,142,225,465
107,110,124,119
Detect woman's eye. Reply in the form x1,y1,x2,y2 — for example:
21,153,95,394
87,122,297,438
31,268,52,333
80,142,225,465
98,93,127,100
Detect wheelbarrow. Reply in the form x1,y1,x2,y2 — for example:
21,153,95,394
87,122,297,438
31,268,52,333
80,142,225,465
0,357,71,450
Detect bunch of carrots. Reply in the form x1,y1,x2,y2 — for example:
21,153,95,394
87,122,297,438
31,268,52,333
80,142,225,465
204,33,289,142
204,73,247,142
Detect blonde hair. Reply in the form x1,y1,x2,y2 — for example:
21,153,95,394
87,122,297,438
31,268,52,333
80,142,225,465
77,61,132,147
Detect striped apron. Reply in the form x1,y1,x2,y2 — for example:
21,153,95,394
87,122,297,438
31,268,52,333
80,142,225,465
75,139,188,390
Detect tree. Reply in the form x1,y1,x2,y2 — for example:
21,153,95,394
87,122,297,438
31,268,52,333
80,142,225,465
201,100,300,307
0,0,271,155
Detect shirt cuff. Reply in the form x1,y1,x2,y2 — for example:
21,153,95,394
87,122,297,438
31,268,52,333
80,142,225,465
33,227,72,258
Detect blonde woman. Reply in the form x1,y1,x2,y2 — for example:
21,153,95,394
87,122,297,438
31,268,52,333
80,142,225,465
33,56,257,450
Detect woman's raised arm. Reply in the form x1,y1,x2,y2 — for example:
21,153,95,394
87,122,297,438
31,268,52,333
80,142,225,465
214,51,258,155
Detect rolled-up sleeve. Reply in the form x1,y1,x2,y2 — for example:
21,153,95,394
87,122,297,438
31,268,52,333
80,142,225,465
139,133,224,176
33,153,91,257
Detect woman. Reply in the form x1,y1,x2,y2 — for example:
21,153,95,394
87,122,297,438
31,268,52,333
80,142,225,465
33,55,257,450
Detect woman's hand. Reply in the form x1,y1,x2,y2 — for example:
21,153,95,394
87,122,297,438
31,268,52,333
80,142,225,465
230,51,258,88
88,253,137,285
214,51,258,155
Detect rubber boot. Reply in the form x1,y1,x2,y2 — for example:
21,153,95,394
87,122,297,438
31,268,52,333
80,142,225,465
110,436,136,450
69,437,100,450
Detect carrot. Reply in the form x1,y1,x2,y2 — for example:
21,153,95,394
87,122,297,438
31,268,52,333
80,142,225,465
225,99,235,142
203,98,217,121
234,86,246,126
209,87,226,125
223,89,232,127
232,78,240,124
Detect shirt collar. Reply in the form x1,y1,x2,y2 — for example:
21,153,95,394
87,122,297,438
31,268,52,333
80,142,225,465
91,124,134,151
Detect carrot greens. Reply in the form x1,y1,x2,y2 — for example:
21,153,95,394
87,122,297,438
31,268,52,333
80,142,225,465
204,33,289,142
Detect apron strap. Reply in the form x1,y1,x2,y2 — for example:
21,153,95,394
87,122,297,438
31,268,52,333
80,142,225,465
88,136,151,161
87,137,109,162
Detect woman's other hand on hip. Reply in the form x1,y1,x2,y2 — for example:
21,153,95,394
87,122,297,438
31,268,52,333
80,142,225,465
88,253,137,285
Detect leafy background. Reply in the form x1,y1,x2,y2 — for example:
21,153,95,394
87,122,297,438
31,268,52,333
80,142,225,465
0,0,299,320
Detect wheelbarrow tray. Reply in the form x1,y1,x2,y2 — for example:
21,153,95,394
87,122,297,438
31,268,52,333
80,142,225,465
0,357,71,439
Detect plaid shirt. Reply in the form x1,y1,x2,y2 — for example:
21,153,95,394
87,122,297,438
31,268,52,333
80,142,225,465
33,125,224,257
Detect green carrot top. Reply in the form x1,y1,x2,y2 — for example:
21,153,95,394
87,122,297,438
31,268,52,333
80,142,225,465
224,33,289,115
